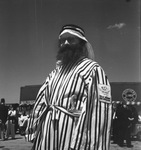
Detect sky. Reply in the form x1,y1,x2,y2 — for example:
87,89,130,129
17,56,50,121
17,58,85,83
0,0,140,103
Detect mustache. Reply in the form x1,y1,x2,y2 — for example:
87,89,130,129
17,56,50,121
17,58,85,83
56,43,84,65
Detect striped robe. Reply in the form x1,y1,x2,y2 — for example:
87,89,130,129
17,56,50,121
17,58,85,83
26,58,112,150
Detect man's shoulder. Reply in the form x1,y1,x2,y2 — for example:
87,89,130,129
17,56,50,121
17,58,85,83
79,58,100,70
82,58,99,66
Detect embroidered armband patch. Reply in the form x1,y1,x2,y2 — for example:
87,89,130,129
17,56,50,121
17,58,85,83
97,84,111,103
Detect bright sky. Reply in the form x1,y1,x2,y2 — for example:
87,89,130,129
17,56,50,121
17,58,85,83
0,0,140,103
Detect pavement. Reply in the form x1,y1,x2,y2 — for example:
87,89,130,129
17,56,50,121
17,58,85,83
0,134,32,150
0,134,141,150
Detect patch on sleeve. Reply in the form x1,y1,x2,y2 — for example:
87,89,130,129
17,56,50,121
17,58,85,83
97,84,111,103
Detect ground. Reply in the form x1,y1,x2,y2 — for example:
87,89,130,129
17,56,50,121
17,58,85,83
0,134,141,150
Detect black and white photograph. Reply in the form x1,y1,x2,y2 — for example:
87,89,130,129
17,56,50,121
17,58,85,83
0,0,140,150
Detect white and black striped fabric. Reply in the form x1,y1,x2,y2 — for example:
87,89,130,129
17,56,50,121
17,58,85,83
59,25,88,42
26,58,112,150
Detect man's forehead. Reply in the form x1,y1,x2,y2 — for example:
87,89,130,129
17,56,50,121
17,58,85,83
60,32,78,39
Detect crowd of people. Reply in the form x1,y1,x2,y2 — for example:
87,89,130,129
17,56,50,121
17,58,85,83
0,97,139,146
0,98,30,140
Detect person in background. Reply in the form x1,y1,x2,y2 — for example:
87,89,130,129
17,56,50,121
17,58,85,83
0,98,8,140
116,102,134,148
15,106,20,134
116,103,126,147
124,104,137,148
127,103,138,134
26,24,112,150
6,105,16,139
111,102,119,144
18,111,29,135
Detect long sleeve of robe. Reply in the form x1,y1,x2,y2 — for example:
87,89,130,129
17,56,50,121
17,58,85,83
26,58,112,150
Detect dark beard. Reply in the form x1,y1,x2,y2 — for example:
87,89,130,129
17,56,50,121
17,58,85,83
56,43,85,66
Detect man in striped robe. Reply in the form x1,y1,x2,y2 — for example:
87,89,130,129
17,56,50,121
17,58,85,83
26,24,112,150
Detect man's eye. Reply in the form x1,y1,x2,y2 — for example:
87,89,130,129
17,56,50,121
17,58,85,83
68,38,77,44
60,37,79,45
68,38,74,43
60,39,65,44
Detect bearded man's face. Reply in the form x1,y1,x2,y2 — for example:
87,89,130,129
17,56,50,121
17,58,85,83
57,35,86,65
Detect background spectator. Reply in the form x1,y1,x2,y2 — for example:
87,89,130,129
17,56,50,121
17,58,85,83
6,105,16,139
0,98,8,140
